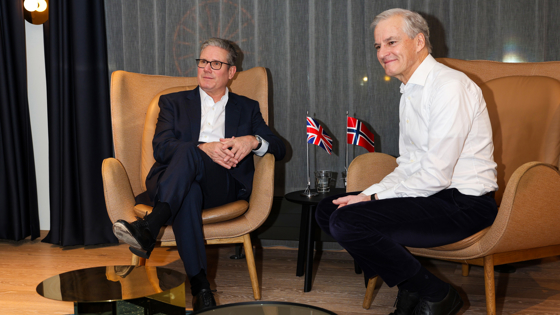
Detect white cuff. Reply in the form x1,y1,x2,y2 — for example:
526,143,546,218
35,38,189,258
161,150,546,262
252,138,269,156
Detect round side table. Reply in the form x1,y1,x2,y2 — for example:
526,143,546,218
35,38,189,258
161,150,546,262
284,188,346,292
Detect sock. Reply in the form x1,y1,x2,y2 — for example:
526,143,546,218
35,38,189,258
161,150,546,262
397,266,448,302
190,269,211,296
145,201,172,238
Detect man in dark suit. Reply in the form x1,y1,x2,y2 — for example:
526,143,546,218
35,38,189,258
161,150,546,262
112,38,285,312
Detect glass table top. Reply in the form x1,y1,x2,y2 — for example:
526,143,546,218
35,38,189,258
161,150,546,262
36,265,185,303
193,301,337,315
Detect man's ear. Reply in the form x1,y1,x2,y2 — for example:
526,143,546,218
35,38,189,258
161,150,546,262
228,66,237,79
415,33,426,53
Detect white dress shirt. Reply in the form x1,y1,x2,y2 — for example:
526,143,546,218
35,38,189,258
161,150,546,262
198,87,268,156
362,55,498,199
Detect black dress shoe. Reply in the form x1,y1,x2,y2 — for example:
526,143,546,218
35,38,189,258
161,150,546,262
413,285,463,315
192,289,217,313
389,289,421,315
113,217,156,259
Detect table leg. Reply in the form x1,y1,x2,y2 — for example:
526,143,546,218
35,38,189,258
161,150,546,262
304,205,316,292
296,205,310,277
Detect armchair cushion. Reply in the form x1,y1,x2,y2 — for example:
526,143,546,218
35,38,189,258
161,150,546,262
133,200,249,225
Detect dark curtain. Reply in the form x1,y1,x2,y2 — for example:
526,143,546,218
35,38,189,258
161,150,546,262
0,1,40,240
42,0,117,246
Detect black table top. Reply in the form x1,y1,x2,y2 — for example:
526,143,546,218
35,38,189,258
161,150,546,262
37,265,185,303
284,188,346,205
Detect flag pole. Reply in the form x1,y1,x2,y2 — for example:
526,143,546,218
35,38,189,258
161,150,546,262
302,111,318,197
345,111,349,187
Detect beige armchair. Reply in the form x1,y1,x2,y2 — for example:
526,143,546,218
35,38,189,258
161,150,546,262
102,67,275,300
351,59,560,314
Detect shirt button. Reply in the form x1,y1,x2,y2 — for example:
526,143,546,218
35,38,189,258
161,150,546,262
406,119,409,123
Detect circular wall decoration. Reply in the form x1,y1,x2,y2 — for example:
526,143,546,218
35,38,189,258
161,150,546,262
173,0,255,76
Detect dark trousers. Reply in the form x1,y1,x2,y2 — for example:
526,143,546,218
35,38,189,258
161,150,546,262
315,189,498,287
150,145,242,278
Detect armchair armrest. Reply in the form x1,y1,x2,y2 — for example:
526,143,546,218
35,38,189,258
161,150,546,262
244,153,275,229
347,152,398,192
201,153,275,239
479,161,560,255
102,157,138,223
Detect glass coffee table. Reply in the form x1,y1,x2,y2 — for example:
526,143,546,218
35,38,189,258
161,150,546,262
193,301,337,315
37,265,186,315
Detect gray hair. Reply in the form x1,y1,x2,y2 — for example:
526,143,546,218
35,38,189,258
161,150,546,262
200,38,238,66
371,8,432,53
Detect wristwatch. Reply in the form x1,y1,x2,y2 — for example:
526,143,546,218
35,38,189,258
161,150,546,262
254,135,263,150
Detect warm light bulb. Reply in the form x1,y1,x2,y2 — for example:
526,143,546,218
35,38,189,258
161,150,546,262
24,0,39,12
384,76,391,82
362,77,368,82
37,0,47,12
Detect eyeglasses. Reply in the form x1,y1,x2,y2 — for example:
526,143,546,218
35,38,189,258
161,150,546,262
196,59,232,70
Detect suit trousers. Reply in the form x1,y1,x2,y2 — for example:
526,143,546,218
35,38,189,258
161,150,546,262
154,144,242,278
315,188,497,287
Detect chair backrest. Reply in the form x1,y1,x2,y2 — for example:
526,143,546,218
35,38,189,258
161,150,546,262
437,59,560,204
482,76,560,204
110,67,269,196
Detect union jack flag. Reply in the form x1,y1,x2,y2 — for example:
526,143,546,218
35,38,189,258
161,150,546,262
307,117,333,155
347,117,375,152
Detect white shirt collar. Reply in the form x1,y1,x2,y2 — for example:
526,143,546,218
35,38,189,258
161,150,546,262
400,54,437,93
199,87,229,104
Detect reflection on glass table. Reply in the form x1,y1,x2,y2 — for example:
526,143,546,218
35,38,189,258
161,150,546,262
193,301,337,315
37,265,186,315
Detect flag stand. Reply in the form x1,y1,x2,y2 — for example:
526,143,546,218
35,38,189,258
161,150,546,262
302,111,318,197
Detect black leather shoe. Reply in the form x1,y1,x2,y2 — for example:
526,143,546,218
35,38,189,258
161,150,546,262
413,285,463,315
389,289,421,315
113,217,156,259
192,289,217,313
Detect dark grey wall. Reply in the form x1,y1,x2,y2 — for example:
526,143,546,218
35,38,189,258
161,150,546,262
104,0,560,243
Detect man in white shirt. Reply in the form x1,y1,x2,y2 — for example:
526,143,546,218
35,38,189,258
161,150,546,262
316,9,497,315
112,38,285,312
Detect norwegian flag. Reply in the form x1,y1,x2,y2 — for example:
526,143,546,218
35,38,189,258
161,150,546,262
347,117,375,152
307,117,333,154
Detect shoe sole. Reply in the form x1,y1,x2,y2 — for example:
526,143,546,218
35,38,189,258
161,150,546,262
113,221,142,249
129,246,151,259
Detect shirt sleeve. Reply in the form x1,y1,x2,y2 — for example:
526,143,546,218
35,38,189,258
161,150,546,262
363,80,479,199
252,137,269,156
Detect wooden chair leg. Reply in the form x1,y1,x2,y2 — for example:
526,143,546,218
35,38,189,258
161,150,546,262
462,263,470,276
362,276,378,309
243,234,261,300
132,254,146,266
483,255,496,315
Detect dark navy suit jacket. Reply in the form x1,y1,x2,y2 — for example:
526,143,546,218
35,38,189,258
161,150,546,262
145,87,285,203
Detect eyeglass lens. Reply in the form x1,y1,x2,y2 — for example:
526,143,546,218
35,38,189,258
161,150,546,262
197,59,226,70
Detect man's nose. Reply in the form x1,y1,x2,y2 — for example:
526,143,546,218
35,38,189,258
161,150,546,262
378,46,388,58
203,63,213,72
